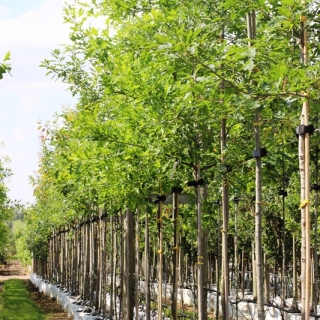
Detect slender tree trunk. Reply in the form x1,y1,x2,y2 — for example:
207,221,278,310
234,200,239,319
246,9,264,318
172,187,183,320
157,182,164,320
110,215,115,315
60,231,63,285
241,250,245,299
135,208,140,320
85,222,91,301
221,118,229,320
151,246,156,283
179,236,184,286
252,243,257,299
311,257,314,310
72,228,76,294
80,223,84,297
299,13,311,320
264,253,270,304
292,235,298,308
253,59,265,318
94,220,100,309
120,211,125,319
281,190,286,308
313,148,319,311
203,228,209,320
145,207,151,320
90,220,94,304
98,217,102,312
49,237,53,280
299,125,306,316
234,200,239,302
101,214,107,315
126,209,135,320
216,201,221,320
196,164,204,320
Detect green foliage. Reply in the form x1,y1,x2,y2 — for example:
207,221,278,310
0,158,14,264
15,231,32,267
28,0,320,263
8,212,32,267
0,52,11,80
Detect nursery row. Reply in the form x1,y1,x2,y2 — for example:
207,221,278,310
25,1,320,320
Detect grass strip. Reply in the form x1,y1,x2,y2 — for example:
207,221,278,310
0,279,45,320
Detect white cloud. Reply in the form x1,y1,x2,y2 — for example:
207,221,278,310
0,5,11,17
0,123,37,147
2,78,69,110
20,95,42,113
4,146,39,203
12,127,26,142
5,149,28,163
0,0,71,48
0,0,77,204
1,79,68,92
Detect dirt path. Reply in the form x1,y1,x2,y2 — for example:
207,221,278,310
0,260,69,319
0,259,29,281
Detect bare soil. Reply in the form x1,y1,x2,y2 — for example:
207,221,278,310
25,280,70,320
0,260,69,320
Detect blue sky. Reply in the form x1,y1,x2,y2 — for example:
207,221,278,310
0,0,42,18
0,0,77,204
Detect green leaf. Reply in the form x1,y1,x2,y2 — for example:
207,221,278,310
4,52,10,62
243,59,254,71
281,0,294,5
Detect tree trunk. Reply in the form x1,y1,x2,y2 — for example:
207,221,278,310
101,213,107,315
264,253,270,304
203,228,209,320
246,10,264,318
292,235,298,308
171,187,183,320
241,250,245,299
110,215,115,315
299,14,311,320
196,164,204,320
221,118,229,320
85,221,90,301
157,183,164,320
313,148,319,311
299,125,306,316
234,200,239,302
216,201,221,320
135,208,140,320
94,220,100,309
252,243,257,300
281,193,286,308
145,207,151,320
253,58,265,320
125,209,135,320
120,211,125,319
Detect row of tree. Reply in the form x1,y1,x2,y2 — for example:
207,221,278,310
0,54,23,265
25,0,320,319
0,54,31,266
0,164,13,264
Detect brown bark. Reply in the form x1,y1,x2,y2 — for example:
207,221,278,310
125,209,135,320
221,118,229,320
